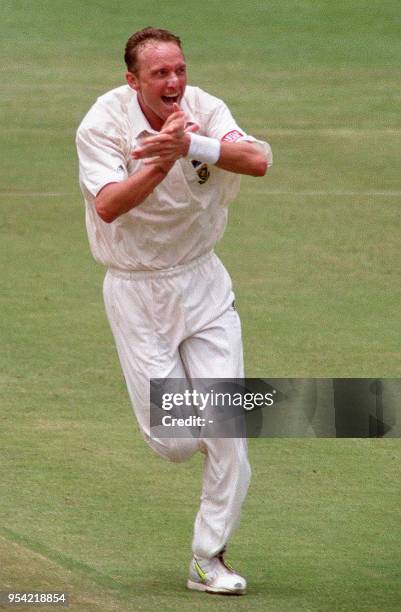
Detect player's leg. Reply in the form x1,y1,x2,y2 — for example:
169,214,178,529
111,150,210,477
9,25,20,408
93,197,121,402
178,256,251,593
102,269,199,463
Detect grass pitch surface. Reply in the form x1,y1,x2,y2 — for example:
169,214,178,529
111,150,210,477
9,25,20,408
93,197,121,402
1,1,400,610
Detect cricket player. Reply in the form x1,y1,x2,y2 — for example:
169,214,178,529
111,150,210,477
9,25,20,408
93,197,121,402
76,27,272,595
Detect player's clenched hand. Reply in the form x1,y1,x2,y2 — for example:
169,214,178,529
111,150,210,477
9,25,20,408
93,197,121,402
132,103,198,165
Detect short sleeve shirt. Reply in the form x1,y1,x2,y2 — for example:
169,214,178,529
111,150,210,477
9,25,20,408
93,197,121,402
76,85,272,271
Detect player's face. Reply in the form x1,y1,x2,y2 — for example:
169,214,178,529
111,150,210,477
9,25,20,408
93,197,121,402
126,41,187,131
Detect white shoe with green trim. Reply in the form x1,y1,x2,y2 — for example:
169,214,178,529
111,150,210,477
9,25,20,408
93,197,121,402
187,551,246,595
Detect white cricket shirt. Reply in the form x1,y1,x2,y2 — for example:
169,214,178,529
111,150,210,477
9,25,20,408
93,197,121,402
76,85,271,271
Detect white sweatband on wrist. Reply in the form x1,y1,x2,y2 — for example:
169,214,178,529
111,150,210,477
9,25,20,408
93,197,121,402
187,133,221,164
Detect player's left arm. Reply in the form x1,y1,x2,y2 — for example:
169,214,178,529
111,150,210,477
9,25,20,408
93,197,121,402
215,141,268,176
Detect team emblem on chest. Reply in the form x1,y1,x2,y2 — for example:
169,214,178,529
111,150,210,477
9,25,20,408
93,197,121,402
191,160,210,184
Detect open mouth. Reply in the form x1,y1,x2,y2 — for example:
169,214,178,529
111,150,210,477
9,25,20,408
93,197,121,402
161,94,179,105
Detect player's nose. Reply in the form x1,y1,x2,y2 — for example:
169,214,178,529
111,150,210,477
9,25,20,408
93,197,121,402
166,72,179,88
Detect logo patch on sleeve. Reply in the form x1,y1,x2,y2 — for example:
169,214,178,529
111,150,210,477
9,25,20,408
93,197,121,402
222,129,244,143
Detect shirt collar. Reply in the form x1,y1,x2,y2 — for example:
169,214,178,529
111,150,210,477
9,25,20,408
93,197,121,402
128,90,158,138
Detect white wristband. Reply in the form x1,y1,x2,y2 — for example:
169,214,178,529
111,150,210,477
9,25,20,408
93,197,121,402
187,134,221,164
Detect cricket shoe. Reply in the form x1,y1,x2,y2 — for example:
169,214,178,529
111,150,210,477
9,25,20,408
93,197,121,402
187,551,246,595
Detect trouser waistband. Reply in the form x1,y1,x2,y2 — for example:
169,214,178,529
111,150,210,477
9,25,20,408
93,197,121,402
107,251,214,280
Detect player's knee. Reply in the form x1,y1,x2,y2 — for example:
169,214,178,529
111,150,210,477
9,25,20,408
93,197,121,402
148,437,198,463
165,439,199,463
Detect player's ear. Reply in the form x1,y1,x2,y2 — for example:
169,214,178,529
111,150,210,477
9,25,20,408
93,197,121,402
126,71,139,91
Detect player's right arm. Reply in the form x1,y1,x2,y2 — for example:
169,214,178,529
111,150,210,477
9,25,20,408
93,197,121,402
77,120,174,224
94,163,172,223
95,108,194,223
77,105,191,224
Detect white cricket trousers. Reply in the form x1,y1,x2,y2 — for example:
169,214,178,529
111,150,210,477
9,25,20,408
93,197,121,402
102,251,251,559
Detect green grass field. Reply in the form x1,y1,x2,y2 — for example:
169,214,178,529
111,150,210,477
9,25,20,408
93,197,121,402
1,1,400,610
